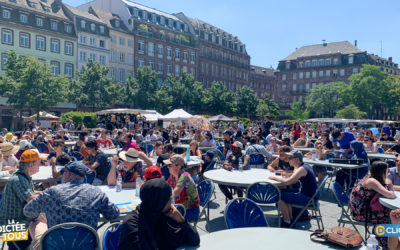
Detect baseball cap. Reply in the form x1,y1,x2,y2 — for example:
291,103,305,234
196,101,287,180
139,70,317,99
61,161,88,177
285,150,303,160
20,149,46,162
231,141,243,149
163,155,185,166
144,166,162,180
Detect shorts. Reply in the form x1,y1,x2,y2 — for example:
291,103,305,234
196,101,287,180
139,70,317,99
281,191,311,206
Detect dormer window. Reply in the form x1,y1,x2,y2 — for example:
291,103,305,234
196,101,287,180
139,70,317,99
115,20,120,28
141,11,147,20
2,9,10,19
30,2,37,8
151,14,156,23
80,20,86,28
50,21,57,31
99,26,104,34
43,6,50,12
65,24,71,33
160,16,165,25
90,23,95,31
348,56,354,64
20,14,27,23
36,17,43,26
168,19,173,28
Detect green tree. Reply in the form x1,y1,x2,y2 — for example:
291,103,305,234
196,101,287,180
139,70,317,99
178,72,205,113
256,95,280,118
285,101,309,120
77,59,120,111
305,81,346,117
155,82,173,113
124,75,138,107
235,86,259,117
0,54,68,123
134,66,159,109
335,104,367,119
203,81,235,114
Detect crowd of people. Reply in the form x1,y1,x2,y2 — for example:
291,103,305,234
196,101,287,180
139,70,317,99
0,116,400,248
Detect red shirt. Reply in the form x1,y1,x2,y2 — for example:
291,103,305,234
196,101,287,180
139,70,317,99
96,138,113,148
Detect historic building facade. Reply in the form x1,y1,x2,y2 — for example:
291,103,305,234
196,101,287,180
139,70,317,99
249,65,275,98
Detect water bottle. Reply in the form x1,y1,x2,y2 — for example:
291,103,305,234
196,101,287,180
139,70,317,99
136,176,143,197
239,157,243,172
312,151,317,161
116,173,122,192
186,146,190,163
365,235,378,250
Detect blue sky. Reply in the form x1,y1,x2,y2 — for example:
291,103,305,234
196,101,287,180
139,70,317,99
64,0,400,68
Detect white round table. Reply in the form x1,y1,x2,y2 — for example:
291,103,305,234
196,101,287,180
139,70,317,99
101,148,118,157
97,185,140,205
379,191,400,210
203,169,281,187
0,166,61,183
181,227,337,249
367,153,396,160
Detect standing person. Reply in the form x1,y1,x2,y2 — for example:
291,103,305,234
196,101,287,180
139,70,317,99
269,150,317,227
118,178,199,249
83,139,110,186
0,150,43,249
262,116,274,138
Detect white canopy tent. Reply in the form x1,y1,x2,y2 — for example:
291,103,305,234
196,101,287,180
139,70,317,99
142,111,163,122
159,109,192,127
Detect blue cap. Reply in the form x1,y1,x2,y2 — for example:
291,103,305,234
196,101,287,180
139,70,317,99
60,161,88,177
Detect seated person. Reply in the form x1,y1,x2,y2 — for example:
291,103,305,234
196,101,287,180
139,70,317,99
200,132,217,148
182,140,203,181
363,136,378,154
24,161,120,250
266,137,280,154
122,133,138,151
164,155,200,222
108,148,142,188
387,154,400,191
332,128,356,154
269,150,318,227
118,178,200,249
15,139,33,160
201,151,216,175
143,165,162,181
388,209,400,250
304,140,327,183
149,141,163,159
1,142,19,173
245,136,272,168
385,141,400,155
83,139,110,186
219,141,249,200
96,129,115,149
47,139,67,163
380,132,395,142
50,154,72,179
267,145,292,172
293,131,310,148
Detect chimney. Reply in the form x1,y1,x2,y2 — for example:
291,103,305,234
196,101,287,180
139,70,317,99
389,57,393,62
322,40,327,46
354,40,357,47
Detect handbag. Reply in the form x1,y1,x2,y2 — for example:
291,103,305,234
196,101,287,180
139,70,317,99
370,192,385,211
310,226,363,248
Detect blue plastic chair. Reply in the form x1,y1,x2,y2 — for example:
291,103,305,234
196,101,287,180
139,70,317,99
71,152,85,161
147,144,154,156
40,222,100,250
85,171,96,184
377,147,384,154
249,153,265,168
224,198,268,229
194,180,214,226
102,223,121,250
174,204,186,217
246,182,281,227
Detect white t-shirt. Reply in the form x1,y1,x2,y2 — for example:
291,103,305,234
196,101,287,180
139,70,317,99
2,155,18,169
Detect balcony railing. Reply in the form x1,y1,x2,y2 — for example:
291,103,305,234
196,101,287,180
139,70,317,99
136,28,197,47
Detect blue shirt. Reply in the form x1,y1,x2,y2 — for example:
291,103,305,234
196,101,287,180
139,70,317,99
23,179,119,229
339,131,356,150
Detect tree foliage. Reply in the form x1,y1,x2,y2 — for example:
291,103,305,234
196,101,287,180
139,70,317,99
236,86,259,117
203,81,235,115
285,101,309,120
256,95,280,118
335,104,367,119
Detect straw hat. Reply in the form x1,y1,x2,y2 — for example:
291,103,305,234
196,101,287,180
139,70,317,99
118,148,142,163
1,142,19,156
5,133,17,141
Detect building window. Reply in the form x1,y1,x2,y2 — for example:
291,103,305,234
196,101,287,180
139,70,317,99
79,35,86,44
90,23,95,31
138,58,144,67
50,21,57,31
128,40,133,47
2,9,10,19
50,61,60,75
349,56,354,64
110,36,115,43
298,61,303,68
166,47,172,59
65,41,73,55
110,68,116,80
333,69,338,77
138,40,144,53
293,73,297,80
65,63,73,76
120,37,125,45
20,14,27,23
89,53,96,61
79,51,87,62
148,42,154,56
110,51,115,62
119,53,125,63
352,68,358,74
305,60,311,67
119,70,125,82
190,52,195,63
333,58,339,65
175,48,180,60
90,37,96,47
80,20,86,28
305,83,310,92
281,84,286,91
167,64,172,75
311,59,317,67
1,53,8,70
50,39,59,53
115,20,120,28
99,40,105,48
183,51,188,62
340,69,345,76
312,71,316,78
292,83,297,91
325,58,331,66
299,72,303,79
305,72,310,79
99,26,104,34
19,32,30,48
175,65,180,77
319,71,323,78
326,70,330,77
282,74,286,81
157,62,163,74
36,36,45,51
149,60,154,70
128,54,133,65
318,59,324,66
36,17,43,26
157,44,163,57
2,29,13,45
65,24,72,33
99,55,106,65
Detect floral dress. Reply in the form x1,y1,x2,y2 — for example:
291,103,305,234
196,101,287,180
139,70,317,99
167,172,200,210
